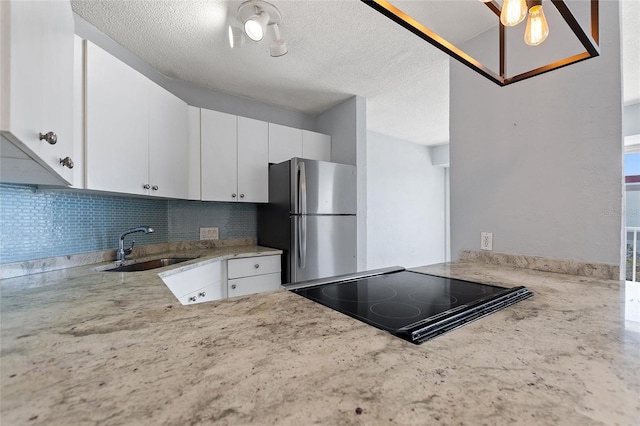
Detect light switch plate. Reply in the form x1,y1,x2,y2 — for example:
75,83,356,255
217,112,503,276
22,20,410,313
200,227,219,240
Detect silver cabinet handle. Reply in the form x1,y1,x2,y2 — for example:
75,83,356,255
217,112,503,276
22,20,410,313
188,296,197,302
232,193,237,198
152,185,158,191
231,284,237,290
240,194,245,199
254,264,259,269
59,157,74,169
143,184,150,189
39,131,57,145
198,292,206,298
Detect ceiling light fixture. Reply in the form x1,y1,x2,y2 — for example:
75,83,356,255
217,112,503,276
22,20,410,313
362,0,599,86
231,0,288,57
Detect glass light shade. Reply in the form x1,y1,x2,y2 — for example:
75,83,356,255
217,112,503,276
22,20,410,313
244,11,269,41
500,0,527,26
524,5,549,46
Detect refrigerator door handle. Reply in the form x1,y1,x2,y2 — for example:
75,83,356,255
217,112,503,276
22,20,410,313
298,162,307,268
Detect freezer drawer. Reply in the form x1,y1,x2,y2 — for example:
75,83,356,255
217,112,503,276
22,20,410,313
292,215,357,283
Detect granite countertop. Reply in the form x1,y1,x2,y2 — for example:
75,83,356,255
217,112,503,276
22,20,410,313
1,258,639,425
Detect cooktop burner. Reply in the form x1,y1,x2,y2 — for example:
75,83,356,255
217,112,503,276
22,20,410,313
290,269,533,344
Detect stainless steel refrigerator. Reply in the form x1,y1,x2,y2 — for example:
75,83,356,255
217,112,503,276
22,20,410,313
257,158,357,284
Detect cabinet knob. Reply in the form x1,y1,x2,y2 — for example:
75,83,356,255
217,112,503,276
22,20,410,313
231,284,237,290
143,184,150,189
188,296,197,302
152,185,159,191
240,194,245,199
198,292,206,298
39,131,57,145
231,193,237,198
254,264,260,269
59,157,74,169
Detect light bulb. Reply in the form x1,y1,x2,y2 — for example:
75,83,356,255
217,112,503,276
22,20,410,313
500,0,527,26
524,4,549,46
244,11,269,41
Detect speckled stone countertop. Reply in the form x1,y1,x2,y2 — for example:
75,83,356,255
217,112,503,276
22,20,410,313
1,257,639,425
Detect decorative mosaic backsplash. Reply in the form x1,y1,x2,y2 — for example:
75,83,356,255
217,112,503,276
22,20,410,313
168,200,257,242
0,184,257,264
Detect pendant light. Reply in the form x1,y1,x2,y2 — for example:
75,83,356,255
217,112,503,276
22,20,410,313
524,0,549,46
500,0,527,26
362,0,600,86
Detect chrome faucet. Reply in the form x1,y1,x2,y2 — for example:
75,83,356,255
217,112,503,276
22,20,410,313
117,226,154,262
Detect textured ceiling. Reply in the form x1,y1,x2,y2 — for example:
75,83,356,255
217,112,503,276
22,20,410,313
71,0,639,146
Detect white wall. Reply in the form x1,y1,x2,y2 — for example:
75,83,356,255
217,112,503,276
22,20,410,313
367,131,446,269
450,1,622,266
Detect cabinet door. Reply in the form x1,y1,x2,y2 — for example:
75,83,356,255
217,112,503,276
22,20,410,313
85,41,149,195
228,273,282,298
0,0,75,185
302,130,331,162
201,109,237,201
237,117,268,203
148,81,188,199
268,123,302,164
186,106,201,200
72,35,85,189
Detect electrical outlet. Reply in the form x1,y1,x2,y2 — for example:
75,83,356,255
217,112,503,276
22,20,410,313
200,227,219,240
481,232,493,251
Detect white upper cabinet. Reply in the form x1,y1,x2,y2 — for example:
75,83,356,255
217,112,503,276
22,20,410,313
201,110,268,203
302,130,331,162
268,123,302,164
85,41,188,198
267,122,332,164
0,0,75,186
86,41,149,195
201,109,238,201
186,106,202,200
237,117,268,203
148,80,188,198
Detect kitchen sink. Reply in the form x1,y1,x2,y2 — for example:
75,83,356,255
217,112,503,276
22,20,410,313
104,257,196,272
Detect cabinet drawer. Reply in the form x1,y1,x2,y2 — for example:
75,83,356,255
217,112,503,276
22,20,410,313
228,272,282,298
228,255,280,279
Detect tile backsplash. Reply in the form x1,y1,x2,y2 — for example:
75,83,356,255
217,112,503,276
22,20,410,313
0,184,257,264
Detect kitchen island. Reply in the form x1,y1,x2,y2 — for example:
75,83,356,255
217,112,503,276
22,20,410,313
1,258,639,425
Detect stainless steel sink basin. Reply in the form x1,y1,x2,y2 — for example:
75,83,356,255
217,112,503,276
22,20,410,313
104,258,196,272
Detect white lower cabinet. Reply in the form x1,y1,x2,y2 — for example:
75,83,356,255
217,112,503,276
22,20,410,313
227,255,282,298
159,255,282,305
160,261,223,305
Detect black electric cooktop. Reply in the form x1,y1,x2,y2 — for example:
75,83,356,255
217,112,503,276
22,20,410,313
291,269,533,344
